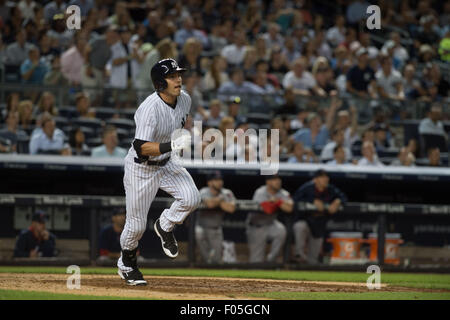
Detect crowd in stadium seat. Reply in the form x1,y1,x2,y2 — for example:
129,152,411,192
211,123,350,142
0,0,449,166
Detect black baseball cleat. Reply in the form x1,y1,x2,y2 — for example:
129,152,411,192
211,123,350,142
154,218,178,258
118,268,147,286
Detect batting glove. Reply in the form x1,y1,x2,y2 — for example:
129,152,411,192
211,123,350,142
171,134,191,151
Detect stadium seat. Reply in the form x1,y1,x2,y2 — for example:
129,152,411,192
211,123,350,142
86,137,102,148
53,116,69,129
58,106,77,119
419,134,448,156
117,109,136,120
71,118,104,134
92,107,117,120
106,118,135,131
116,128,129,141
78,126,96,140
246,113,272,125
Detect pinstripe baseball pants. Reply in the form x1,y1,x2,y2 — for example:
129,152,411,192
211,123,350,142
119,158,201,251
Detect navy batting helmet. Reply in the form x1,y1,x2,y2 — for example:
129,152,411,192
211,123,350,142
151,58,187,92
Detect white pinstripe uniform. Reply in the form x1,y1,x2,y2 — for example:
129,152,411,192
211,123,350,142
118,89,201,271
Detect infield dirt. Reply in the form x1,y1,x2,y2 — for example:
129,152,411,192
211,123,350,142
1,273,448,299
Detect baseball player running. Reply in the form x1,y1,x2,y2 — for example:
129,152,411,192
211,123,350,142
117,58,201,285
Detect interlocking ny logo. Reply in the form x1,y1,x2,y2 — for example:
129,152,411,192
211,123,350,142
366,5,381,30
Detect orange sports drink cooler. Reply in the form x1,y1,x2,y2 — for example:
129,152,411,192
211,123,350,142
366,233,404,265
327,232,365,264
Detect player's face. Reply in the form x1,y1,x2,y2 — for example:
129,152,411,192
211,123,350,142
165,72,183,96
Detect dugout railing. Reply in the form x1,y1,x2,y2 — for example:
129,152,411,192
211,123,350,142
1,193,450,270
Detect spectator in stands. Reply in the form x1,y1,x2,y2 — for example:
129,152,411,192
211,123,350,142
44,0,67,23
254,35,271,62
391,147,416,166
282,56,320,96
82,26,116,102
241,46,258,81
357,141,384,166
195,171,236,264
68,127,90,156
5,29,33,69
221,30,247,66
326,15,346,48
137,37,177,93
275,87,297,118
2,92,20,122
312,57,337,97
29,113,68,155
74,92,96,119
262,22,284,49
320,129,353,162
218,67,263,101
179,37,203,76
293,169,347,264
98,208,126,260
44,54,68,86
422,63,450,100
419,104,448,143
292,99,335,151
387,32,410,67
201,55,229,92
60,31,88,85
91,125,127,158
268,45,290,82
0,111,27,154
13,211,56,258
376,55,405,100
326,145,351,165
374,123,396,152
203,99,225,128
417,14,441,47
438,30,450,62
20,46,48,85
246,175,293,263
287,142,317,164
174,15,209,50
426,147,441,167
402,63,425,100
282,36,301,65
36,92,58,117
17,100,35,133
346,47,377,99
226,96,246,125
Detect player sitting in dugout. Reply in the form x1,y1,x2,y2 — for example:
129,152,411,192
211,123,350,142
292,169,347,264
14,211,57,258
98,208,127,260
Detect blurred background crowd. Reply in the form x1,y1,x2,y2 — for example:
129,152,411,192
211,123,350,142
0,0,449,168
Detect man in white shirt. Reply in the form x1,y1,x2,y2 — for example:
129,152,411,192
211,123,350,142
357,141,384,166
418,104,448,139
220,31,247,66
326,15,346,47
320,129,353,162
282,57,320,96
375,55,404,100
91,125,127,158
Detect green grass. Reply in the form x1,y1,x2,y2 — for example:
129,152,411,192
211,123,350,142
249,291,450,300
1,266,449,290
0,289,149,300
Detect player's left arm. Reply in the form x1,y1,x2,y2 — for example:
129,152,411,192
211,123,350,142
219,190,236,214
279,194,294,213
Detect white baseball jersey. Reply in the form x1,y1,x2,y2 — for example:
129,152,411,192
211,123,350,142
125,90,191,162
118,89,201,271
